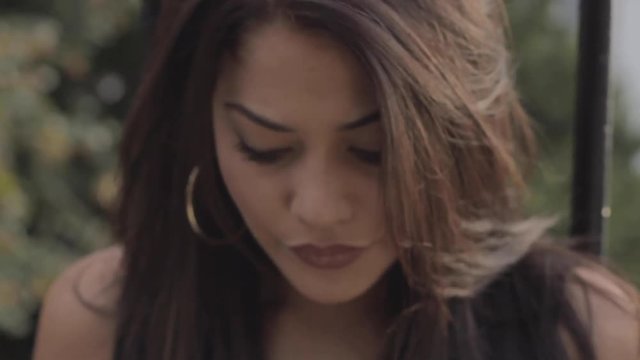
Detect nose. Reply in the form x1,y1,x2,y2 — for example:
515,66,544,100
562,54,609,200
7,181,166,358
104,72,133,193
289,162,354,229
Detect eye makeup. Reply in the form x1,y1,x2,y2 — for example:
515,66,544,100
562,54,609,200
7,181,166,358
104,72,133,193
348,147,381,165
235,137,381,167
235,138,293,165
225,106,382,167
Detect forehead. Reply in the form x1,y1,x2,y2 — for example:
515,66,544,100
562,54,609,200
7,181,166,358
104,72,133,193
215,19,377,128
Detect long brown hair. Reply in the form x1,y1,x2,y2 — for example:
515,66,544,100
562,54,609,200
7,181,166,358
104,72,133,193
113,1,624,359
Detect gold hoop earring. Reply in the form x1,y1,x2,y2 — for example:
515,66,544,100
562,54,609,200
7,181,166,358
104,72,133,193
186,166,248,244
186,166,209,239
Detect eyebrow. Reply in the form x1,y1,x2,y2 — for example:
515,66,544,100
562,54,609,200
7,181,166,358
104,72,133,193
223,102,380,133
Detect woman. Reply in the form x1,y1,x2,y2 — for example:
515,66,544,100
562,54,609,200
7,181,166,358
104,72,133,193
33,0,639,359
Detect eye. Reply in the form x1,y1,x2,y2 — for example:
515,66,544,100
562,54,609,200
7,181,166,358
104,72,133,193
235,140,292,165
349,146,381,165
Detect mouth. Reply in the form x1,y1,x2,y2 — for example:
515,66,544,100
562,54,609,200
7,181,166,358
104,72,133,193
289,244,366,270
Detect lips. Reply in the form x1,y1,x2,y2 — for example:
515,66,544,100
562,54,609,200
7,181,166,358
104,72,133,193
290,244,365,269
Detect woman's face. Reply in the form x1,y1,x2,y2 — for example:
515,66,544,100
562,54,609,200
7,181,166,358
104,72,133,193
212,19,396,305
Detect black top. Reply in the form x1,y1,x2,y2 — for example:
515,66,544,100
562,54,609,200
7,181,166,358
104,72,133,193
114,245,594,360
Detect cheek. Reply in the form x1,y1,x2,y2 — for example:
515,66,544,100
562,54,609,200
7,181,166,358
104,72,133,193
214,123,284,239
352,172,386,238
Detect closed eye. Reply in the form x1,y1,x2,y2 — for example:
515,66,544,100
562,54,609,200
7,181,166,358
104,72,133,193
235,140,292,164
349,147,381,165
235,140,380,166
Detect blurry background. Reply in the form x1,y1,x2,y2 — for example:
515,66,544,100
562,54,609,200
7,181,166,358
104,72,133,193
0,0,638,358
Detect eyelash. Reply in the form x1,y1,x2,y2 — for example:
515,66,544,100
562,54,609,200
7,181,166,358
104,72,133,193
235,140,381,166
235,140,291,164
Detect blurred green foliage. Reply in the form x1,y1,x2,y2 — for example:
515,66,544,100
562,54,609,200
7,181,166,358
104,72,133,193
0,0,141,339
508,0,640,281
0,0,638,353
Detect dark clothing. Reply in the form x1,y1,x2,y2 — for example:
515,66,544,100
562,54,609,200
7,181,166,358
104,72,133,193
115,246,594,360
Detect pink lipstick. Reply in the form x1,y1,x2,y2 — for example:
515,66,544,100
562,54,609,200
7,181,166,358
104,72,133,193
290,244,365,269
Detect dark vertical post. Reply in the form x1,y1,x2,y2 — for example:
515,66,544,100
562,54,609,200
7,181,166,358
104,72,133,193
570,0,612,256
142,0,162,33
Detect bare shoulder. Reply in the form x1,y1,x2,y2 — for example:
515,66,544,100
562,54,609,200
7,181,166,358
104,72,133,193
564,265,640,360
32,244,124,360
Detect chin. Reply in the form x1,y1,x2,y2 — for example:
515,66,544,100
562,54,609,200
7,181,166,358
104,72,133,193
276,252,397,306
257,236,398,306
288,277,374,305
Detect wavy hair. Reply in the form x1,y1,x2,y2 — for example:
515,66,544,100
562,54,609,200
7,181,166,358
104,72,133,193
113,1,614,359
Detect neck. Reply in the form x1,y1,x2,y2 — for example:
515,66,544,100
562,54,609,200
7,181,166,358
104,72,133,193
260,276,390,360
290,278,388,330
261,272,391,359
